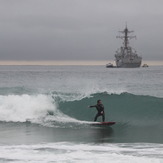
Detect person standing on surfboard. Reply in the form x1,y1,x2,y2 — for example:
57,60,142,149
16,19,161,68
89,100,105,122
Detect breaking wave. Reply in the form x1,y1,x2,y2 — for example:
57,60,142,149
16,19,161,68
0,91,162,125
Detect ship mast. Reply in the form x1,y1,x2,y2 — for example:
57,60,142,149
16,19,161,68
116,25,136,49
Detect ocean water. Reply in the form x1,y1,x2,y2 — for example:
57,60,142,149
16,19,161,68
0,65,163,163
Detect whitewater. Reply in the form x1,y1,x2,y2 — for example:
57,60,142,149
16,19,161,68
0,65,163,163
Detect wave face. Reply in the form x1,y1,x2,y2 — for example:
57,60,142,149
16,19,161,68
58,92,163,124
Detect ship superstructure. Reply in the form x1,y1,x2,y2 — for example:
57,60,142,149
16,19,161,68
115,26,142,68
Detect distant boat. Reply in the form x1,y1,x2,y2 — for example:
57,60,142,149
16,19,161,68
106,63,113,68
115,26,142,68
142,64,149,67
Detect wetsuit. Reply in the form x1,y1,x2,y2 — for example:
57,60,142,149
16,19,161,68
90,104,105,122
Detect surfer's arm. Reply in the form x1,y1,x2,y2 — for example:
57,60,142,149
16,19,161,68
88,105,96,108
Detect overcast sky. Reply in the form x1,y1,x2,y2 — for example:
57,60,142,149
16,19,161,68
0,0,163,62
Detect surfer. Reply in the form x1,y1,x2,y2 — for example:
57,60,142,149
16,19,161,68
89,100,105,122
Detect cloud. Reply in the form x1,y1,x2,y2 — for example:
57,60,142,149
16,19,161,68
0,0,163,61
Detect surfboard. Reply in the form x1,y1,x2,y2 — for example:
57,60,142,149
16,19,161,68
90,121,116,126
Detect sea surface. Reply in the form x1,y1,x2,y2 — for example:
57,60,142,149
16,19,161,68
0,65,163,163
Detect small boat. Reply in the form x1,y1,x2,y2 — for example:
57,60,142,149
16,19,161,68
106,63,114,68
142,64,149,67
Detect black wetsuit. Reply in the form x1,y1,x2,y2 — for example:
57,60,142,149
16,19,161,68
90,104,105,122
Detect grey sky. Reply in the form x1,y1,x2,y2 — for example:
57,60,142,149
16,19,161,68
0,0,163,61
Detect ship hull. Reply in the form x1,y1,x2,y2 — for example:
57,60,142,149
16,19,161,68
115,58,142,68
116,62,141,68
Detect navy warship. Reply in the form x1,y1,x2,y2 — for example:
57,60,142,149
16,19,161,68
115,26,142,68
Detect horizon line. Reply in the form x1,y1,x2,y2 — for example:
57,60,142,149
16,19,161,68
0,60,163,66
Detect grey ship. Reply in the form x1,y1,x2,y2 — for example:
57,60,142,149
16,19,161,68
115,26,142,68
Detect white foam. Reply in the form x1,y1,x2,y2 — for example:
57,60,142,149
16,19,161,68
0,94,85,126
0,143,162,163
0,94,55,122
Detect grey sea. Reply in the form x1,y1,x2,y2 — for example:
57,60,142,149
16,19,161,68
0,65,163,163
